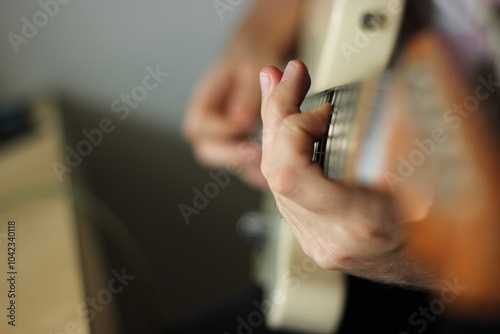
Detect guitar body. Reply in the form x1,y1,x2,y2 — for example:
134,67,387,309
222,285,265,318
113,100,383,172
256,1,405,333
257,193,346,333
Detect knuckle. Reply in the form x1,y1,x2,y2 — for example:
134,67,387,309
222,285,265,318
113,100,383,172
330,253,356,269
260,158,271,179
261,127,275,147
269,166,299,196
311,245,354,270
314,255,336,270
266,92,285,111
353,221,390,244
192,145,218,168
314,250,345,270
280,114,303,134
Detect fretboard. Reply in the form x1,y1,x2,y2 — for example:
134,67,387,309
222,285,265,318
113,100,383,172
300,85,361,181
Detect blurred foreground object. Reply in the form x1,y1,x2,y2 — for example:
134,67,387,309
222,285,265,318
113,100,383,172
258,0,500,332
0,100,119,333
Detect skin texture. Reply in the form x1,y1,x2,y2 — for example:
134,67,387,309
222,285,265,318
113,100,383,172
260,60,435,288
184,2,434,289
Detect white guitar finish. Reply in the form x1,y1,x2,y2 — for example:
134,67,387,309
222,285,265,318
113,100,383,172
256,1,406,333
300,0,405,93
258,193,346,334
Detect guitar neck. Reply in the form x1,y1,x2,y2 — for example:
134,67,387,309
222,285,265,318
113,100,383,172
302,86,360,180
300,76,389,187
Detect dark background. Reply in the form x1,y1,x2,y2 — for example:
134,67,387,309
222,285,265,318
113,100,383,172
63,95,262,333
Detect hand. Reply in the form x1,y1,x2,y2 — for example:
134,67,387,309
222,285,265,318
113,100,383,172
260,60,434,287
184,53,269,189
183,0,302,190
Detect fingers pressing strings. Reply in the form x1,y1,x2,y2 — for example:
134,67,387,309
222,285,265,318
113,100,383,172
260,60,353,212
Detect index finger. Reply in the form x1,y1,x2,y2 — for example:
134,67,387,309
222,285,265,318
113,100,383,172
260,60,311,174
260,61,311,144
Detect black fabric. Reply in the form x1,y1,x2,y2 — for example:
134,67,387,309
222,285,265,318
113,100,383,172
336,276,440,334
436,317,500,334
165,282,297,334
165,276,440,334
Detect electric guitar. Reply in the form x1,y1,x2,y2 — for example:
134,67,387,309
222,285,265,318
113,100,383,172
254,0,500,332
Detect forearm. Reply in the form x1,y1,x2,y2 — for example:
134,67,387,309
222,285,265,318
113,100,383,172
227,0,303,61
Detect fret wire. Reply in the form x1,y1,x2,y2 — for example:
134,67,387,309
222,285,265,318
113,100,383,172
302,85,360,180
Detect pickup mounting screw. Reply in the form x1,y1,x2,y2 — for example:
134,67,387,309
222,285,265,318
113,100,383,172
362,12,388,31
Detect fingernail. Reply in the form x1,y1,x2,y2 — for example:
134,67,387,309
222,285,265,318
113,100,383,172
281,61,297,82
260,72,271,95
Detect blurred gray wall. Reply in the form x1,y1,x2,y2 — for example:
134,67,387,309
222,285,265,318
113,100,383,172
0,1,265,331
0,0,252,134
